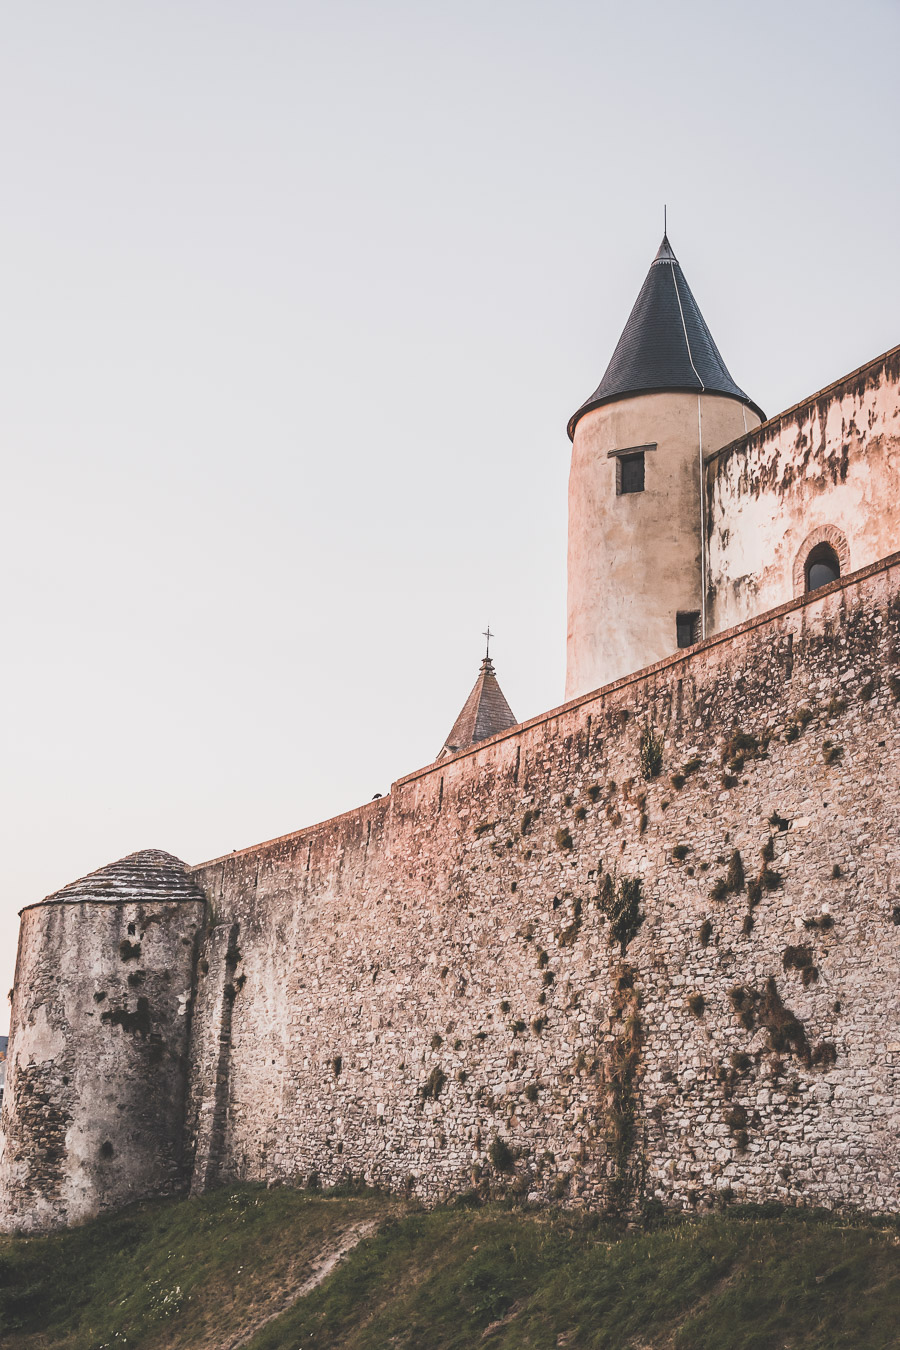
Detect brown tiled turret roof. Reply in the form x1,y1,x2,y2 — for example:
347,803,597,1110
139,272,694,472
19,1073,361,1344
41,849,203,905
437,657,517,759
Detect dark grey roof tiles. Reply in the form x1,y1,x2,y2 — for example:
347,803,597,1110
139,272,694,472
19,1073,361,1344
438,657,517,759
568,234,764,439
42,849,204,904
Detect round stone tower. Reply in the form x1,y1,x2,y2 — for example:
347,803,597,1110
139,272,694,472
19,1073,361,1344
0,850,206,1232
565,235,764,701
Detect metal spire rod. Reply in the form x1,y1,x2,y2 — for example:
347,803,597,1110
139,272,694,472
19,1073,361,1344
482,625,494,659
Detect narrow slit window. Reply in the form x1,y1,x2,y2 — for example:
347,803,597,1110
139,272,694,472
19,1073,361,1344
617,451,645,495
676,611,700,649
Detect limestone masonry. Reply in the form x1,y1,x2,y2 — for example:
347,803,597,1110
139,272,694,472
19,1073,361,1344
2,235,899,1231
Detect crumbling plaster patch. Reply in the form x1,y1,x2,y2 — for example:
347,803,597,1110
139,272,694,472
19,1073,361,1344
706,346,900,634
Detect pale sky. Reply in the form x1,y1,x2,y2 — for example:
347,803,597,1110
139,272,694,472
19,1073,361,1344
2,0,899,1031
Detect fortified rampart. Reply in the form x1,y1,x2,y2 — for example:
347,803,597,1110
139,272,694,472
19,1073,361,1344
706,344,900,635
184,553,900,1216
4,240,899,1235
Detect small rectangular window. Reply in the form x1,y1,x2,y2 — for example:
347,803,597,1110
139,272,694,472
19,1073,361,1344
617,451,645,495
676,612,701,648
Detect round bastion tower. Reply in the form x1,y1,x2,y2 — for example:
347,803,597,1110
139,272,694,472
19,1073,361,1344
565,234,765,700
0,851,206,1233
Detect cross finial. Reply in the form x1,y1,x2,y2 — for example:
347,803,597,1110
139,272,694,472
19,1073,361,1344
482,625,494,659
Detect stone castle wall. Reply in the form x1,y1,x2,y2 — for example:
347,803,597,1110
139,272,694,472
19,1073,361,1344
186,552,900,1214
706,344,900,636
0,890,204,1231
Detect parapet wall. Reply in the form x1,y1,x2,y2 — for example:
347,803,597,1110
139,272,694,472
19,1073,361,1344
187,553,900,1214
706,344,900,635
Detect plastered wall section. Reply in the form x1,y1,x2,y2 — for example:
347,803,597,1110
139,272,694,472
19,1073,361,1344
0,898,205,1232
187,552,900,1215
706,345,900,635
566,390,759,700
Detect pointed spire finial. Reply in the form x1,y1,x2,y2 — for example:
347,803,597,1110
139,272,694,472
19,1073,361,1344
436,632,517,759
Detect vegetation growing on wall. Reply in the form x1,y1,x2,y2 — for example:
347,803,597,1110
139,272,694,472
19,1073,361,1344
599,875,643,954
488,1135,514,1172
420,1068,446,1100
638,725,663,780
725,850,744,893
727,977,836,1069
721,730,765,773
604,965,642,1209
557,897,583,948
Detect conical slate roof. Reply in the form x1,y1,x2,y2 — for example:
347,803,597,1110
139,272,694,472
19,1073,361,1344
42,849,203,904
437,657,517,759
567,234,764,439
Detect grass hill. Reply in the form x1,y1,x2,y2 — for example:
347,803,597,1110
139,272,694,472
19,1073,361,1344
1,1185,898,1349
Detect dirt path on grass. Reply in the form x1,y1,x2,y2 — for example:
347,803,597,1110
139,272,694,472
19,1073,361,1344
225,1217,382,1350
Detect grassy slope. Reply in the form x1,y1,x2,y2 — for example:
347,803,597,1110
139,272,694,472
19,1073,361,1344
2,1189,899,1350
0,1187,400,1350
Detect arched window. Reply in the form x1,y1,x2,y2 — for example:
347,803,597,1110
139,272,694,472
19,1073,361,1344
793,527,849,598
805,542,841,593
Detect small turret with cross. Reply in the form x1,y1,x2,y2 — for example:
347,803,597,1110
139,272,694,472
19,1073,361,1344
436,626,517,759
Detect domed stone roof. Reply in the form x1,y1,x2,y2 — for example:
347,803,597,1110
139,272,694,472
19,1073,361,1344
567,234,764,439
42,849,203,904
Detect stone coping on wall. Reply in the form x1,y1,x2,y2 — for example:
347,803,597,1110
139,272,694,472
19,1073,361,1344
704,341,900,471
189,545,900,872
18,895,207,917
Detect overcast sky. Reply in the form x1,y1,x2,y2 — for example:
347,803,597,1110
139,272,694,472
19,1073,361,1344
2,0,899,1031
